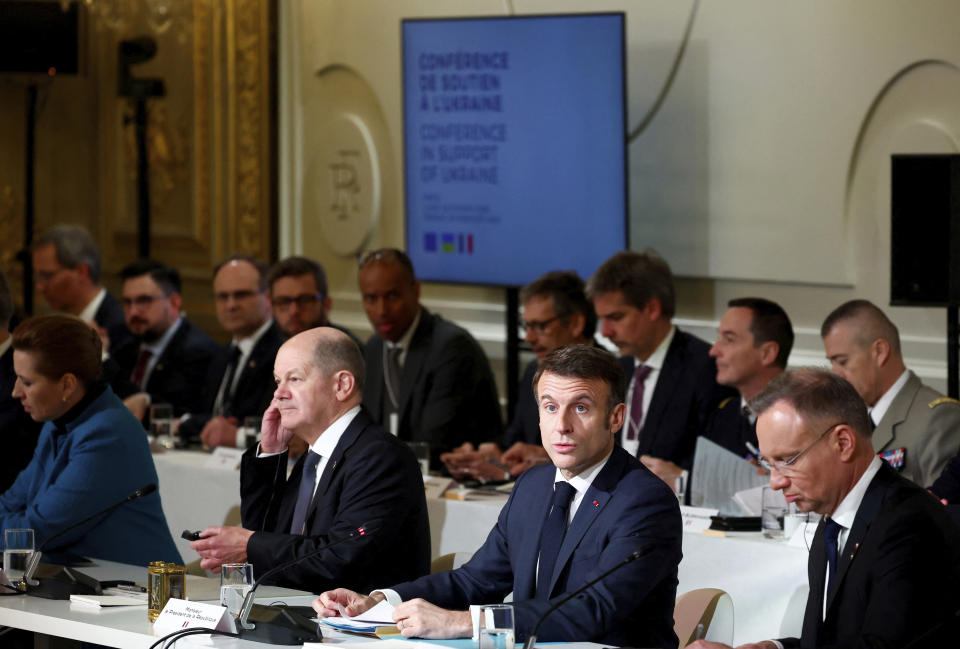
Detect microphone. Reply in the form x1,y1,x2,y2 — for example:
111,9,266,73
234,523,377,645
522,543,656,649
21,483,157,593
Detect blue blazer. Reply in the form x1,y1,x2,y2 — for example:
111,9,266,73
392,445,682,648
0,386,181,565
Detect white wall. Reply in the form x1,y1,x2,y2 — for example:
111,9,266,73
280,0,960,394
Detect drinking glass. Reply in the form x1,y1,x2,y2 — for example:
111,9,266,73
408,441,430,477
761,486,787,539
478,604,514,649
3,528,34,584
220,563,254,616
150,403,175,449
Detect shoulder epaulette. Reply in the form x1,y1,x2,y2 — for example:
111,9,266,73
718,397,734,410
929,396,960,408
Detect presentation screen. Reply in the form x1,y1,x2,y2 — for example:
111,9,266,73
401,13,627,287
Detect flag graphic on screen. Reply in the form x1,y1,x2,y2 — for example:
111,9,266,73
425,232,474,255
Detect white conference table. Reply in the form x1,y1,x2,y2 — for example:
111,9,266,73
0,560,317,649
154,451,808,645
0,561,605,649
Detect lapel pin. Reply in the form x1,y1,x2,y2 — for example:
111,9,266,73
249,360,256,368
592,500,599,507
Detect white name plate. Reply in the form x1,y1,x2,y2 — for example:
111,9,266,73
153,598,237,637
679,505,719,534
205,447,244,470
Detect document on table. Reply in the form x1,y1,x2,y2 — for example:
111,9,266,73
689,437,769,515
320,599,398,633
69,594,146,607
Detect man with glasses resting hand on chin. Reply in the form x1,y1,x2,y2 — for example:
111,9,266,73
689,368,960,649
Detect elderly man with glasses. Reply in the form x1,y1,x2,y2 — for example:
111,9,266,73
690,368,960,649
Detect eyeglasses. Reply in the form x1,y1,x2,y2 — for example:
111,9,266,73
521,314,565,334
757,422,842,476
215,290,260,303
121,294,164,309
272,293,324,310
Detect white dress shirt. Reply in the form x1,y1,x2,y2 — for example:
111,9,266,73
869,369,909,426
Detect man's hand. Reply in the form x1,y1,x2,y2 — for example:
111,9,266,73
640,455,684,489
441,449,492,480
189,526,254,571
123,392,150,422
260,404,295,454
200,416,238,450
313,588,384,618
501,442,550,477
393,598,472,639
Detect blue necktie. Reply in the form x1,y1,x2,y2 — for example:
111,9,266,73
536,481,577,599
289,451,321,534
824,518,843,598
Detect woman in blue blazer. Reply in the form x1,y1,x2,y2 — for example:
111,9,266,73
0,315,180,566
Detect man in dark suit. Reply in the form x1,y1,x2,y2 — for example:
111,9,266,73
31,224,131,351
587,250,733,490
191,327,430,593
358,249,501,461
690,369,960,649
315,345,682,647
441,270,596,481
110,260,219,420
701,298,793,456
267,255,363,349
0,269,42,494
179,255,284,448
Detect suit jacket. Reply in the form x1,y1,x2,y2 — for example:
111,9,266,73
363,307,502,457
111,319,219,416
502,359,540,447
391,446,682,647
179,321,285,440
0,385,181,564
781,462,960,649
873,370,960,488
617,328,735,469
241,407,431,593
701,395,757,458
94,290,132,352
0,346,42,493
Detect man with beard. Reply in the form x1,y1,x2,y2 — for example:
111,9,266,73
112,260,218,420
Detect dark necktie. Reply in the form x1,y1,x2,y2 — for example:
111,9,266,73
218,345,242,416
536,481,577,599
289,451,321,534
626,364,652,440
130,348,153,389
382,345,403,422
824,518,843,601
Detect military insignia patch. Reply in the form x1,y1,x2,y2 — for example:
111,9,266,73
879,447,906,470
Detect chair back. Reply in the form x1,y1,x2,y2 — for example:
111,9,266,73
673,587,734,648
